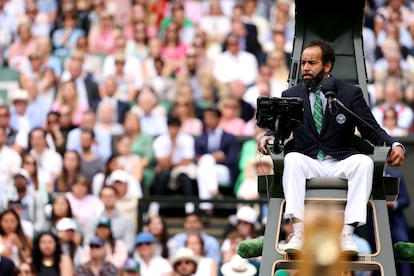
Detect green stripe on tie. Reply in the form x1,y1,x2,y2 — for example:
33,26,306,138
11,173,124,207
313,88,326,159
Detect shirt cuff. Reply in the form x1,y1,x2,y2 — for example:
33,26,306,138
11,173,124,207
391,142,405,154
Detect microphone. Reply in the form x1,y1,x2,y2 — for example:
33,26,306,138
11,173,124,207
320,77,385,146
320,77,337,114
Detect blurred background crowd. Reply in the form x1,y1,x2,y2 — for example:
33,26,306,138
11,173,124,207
0,0,413,275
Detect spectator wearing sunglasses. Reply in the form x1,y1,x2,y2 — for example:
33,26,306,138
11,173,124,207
132,232,173,276
75,236,118,276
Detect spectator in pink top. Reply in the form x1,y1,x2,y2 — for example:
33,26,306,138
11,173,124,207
218,96,250,137
66,174,104,232
161,22,188,75
8,22,37,71
88,10,119,55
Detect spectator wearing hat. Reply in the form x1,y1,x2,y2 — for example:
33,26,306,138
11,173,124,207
104,169,142,230
56,217,83,266
9,89,31,134
221,206,261,264
220,254,257,276
121,257,140,276
75,236,118,275
84,185,135,253
0,126,22,203
92,164,142,199
81,216,128,269
133,232,173,276
170,247,199,276
5,169,46,234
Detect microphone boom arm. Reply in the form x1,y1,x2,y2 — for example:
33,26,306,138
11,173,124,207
331,98,385,146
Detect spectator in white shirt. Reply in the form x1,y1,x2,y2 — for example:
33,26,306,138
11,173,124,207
29,127,62,189
212,33,258,87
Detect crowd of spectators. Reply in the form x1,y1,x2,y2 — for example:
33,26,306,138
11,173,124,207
0,0,413,275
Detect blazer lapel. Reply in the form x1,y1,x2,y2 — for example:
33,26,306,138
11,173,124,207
299,87,319,135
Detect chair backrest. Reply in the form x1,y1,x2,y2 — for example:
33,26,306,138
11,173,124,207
289,0,369,104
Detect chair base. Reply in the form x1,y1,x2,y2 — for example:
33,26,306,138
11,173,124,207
259,197,397,276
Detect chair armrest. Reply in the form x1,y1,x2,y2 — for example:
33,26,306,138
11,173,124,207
371,146,391,200
383,176,400,202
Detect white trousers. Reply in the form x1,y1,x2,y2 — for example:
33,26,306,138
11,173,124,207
283,152,373,226
197,154,230,209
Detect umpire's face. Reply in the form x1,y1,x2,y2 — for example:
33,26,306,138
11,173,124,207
301,45,331,88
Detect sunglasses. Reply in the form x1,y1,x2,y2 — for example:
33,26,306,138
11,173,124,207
138,242,152,246
17,269,32,275
90,244,103,249
176,260,193,266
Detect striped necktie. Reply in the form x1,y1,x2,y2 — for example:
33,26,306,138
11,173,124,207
313,88,326,159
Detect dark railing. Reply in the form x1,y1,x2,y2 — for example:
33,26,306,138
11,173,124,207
137,196,267,232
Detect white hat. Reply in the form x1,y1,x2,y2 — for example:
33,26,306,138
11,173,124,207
10,89,29,102
14,168,30,183
220,255,257,276
56,217,77,231
107,170,129,185
170,247,199,267
236,206,258,225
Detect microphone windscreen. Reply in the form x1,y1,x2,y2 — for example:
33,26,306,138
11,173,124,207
237,237,264,258
320,77,336,92
394,242,414,263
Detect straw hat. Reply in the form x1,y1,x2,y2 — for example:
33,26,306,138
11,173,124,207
220,255,257,276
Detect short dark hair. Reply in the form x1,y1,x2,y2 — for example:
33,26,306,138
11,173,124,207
80,127,95,139
304,40,336,70
203,106,221,118
167,116,181,127
29,127,47,139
